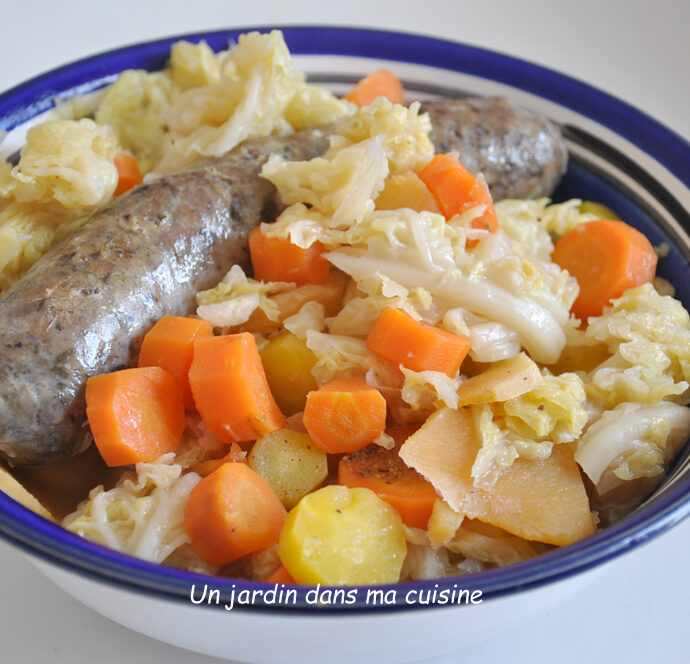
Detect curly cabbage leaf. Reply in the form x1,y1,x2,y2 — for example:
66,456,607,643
63,455,201,563
196,264,293,327
262,136,389,230
584,284,690,407
305,330,399,386
4,119,118,209
169,40,223,89
471,372,588,486
330,99,434,173
400,366,461,411
96,70,177,174
158,31,350,173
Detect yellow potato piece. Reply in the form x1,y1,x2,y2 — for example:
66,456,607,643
399,407,596,546
278,485,407,585
248,429,327,509
456,352,543,406
375,171,440,213
260,332,318,415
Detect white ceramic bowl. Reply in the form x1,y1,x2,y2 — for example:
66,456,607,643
1,26,689,663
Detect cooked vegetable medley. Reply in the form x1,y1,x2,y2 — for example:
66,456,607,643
1,31,689,586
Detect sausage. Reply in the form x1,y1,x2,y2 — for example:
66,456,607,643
422,97,567,200
0,97,567,465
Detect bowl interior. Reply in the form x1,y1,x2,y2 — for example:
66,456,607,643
0,25,689,611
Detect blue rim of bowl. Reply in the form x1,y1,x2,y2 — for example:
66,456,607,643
1,25,689,614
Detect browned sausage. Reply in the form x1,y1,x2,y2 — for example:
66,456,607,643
0,98,567,465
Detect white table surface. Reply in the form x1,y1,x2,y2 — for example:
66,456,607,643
1,2,689,663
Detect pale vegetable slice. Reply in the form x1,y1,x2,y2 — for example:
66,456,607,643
399,407,596,546
248,429,327,509
0,466,52,520
278,485,407,585
456,352,543,406
426,499,464,548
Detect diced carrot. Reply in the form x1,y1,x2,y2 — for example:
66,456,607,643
138,316,213,410
343,69,405,107
552,219,658,321
264,564,296,585
249,227,330,286
113,153,143,196
184,462,286,566
338,426,437,529
302,377,387,454
85,366,185,467
419,153,499,247
366,307,471,377
188,333,286,444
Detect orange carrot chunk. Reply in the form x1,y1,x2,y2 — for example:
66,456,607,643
303,377,387,454
264,564,296,585
188,332,286,444
552,219,658,321
419,153,499,246
338,426,437,529
184,462,286,566
113,153,143,196
138,315,213,410
343,69,405,107
248,226,330,285
85,366,185,467
366,307,471,377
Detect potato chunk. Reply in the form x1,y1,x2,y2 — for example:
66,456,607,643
248,429,327,509
400,407,596,546
278,485,407,585
260,332,318,415
455,352,543,406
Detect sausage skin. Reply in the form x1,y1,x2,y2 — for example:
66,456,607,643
0,98,567,465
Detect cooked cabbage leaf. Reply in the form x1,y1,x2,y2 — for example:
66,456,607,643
471,371,588,486
575,401,690,494
584,284,690,407
63,455,200,563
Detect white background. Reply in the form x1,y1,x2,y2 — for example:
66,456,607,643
1,1,689,663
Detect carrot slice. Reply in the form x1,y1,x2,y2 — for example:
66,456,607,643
366,307,471,377
343,69,405,107
85,366,185,467
188,333,286,444
138,316,213,410
419,153,498,247
338,425,437,529
303,377,387,454
264,564,296,585
249,227,330,286
113,153,143,196
184,462,286,566
552,219,658,321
